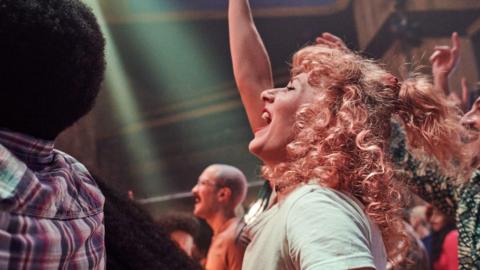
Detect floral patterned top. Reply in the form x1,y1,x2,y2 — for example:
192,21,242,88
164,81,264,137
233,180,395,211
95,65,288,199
390,122,480,270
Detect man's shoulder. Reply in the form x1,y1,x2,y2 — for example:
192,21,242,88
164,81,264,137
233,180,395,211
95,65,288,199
214,218,246,249
0,144,104,218
285,185,364,215
284,185,371,236
220,218,243,240
53,149,86,168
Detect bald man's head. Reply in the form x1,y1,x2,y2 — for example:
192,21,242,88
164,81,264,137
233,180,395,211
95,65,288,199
207,164,248,207
192,164,248,218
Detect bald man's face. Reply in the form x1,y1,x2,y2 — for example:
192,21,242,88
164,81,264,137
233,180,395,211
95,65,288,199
191,167,221,219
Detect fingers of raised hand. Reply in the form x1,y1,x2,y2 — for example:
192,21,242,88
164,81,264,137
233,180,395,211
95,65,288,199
315,37,336,47
316,32,347,50
321,32,342,43
451,32,460,51
429,50,441,63
429,49,451,63
433,46,452,53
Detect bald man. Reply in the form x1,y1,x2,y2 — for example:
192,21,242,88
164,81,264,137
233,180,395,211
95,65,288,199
191,164,248,270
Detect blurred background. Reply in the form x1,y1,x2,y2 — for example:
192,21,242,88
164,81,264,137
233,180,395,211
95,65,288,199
56,0,480,218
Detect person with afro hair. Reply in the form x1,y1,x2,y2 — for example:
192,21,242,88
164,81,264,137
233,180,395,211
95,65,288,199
0,0,106,268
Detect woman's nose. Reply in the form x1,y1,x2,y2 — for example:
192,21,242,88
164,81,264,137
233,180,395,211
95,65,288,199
261,88,277,103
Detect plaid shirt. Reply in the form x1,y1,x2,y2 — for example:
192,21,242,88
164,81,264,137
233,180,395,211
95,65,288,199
0,130,105,269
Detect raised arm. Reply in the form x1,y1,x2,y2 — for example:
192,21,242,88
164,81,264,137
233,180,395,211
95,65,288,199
390,121,458,217
228,0,273,132
430,32,460,96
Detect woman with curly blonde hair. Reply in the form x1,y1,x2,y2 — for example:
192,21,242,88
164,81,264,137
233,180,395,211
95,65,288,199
228,0,466,269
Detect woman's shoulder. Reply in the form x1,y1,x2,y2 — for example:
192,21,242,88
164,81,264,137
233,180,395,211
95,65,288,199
282,184,385,268
283,184,369,227
284,184,362,210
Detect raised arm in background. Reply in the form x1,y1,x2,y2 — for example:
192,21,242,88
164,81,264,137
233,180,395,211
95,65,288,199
389,121,459,217
430,32,460,97
228,0,273,132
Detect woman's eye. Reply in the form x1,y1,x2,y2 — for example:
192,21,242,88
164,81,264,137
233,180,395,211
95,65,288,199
287,86,295,91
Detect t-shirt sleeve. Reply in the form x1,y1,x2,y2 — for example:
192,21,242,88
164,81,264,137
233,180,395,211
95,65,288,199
286,191,376,270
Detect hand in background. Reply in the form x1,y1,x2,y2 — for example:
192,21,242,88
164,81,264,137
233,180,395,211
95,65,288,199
315,32,349,52
430,32,460,95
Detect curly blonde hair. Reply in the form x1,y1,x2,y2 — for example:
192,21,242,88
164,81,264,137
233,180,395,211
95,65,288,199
262,45,466,260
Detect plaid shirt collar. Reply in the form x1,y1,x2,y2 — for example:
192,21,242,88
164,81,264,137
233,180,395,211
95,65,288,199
0,129,55,167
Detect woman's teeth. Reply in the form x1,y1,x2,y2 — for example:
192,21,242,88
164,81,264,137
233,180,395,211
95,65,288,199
262,111,271,124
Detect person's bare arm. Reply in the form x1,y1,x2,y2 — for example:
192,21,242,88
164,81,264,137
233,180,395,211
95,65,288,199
460,77,469,111
228,0,273,132
430,32,460,96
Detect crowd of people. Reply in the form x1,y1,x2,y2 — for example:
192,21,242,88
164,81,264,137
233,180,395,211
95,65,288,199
0,0,478,269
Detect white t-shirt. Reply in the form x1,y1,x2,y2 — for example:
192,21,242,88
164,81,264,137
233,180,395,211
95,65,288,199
242,184,387,270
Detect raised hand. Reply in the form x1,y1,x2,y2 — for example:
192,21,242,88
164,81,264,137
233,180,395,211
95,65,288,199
430,32,460,76
315,32,349,51
430,32,460,95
